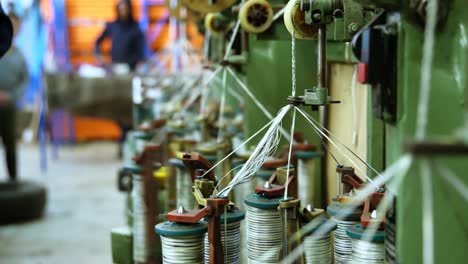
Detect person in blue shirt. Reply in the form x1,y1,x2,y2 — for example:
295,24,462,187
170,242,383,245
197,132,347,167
95,0,145,70
0,12,28,181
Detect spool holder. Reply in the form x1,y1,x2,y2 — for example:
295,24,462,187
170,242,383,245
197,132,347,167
255,167,298,198
125,144,164,264
182,153,216,183
279,198,304,264
335,165,386,229
166,197,230,264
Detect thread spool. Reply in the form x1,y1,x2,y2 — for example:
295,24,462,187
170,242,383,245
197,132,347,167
244,193,283,263
203,210,245,264
386,199,397,263
155,221,208,264
132,174,149,262
169,158,195,209
134,131,154,154
295,150,320,206
347,224,385,264
327,203,363,264
303,218,333,264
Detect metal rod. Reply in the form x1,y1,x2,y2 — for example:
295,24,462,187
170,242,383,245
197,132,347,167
317,24,327,88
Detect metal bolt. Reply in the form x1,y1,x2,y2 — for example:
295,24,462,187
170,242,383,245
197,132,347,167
177,205,186,214
348,22,359,33
264,181,272,189
312,12,322,22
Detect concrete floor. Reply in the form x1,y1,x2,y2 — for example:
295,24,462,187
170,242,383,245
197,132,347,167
0,142,125,263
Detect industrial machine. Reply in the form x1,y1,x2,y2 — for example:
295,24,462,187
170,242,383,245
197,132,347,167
112,0,468,263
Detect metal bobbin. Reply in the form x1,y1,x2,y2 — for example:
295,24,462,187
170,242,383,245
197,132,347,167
169,158,195,209
347,224,385,264
155,221,208,264
244,193,283,264
203,209,245,264
302,217,333,264
327,203,363,264
295,148,320,206
132,174,149,262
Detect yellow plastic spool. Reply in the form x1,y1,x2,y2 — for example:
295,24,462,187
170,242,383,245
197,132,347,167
181,0,236,14
283,0,319,40
239,0,274,33
154,166,171,188
204,13,228,37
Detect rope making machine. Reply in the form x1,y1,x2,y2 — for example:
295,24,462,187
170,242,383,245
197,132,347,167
110,0,467,263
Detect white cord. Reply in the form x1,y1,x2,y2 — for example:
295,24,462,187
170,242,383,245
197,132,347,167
351,66,358,146
422,159,434,264
284,108,296,200
415,0,438,140
224,20,241,61
295,106,379,190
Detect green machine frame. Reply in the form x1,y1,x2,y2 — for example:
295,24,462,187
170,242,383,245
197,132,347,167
206,0,468,262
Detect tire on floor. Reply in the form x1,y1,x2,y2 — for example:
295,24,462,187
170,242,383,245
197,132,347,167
0,181,47,224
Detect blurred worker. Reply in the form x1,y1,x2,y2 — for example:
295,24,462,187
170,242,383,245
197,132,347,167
95,0,145,70
0,11,28,181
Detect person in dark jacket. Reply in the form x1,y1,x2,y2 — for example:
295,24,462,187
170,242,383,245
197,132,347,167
0,12,28,181
95,0,145,70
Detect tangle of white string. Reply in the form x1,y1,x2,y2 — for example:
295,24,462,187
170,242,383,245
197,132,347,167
217,105,292,197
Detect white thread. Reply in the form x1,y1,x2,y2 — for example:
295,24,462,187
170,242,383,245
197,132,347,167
281,154,413,263
351,66,358,146
228,87,245,105
273,7,285,22
217,69,228,144
435,163,468,202
284,108,296,200
203,116,277,182
224,20,241,61
295,106,379,190
291,29,296,97
415,0,438,140
200,67,222,115
217,105,292,197
227,67,293,141
422,159,434,264
298,107,382,181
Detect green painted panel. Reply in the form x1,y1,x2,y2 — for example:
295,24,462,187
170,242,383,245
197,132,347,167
385,1,468,262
